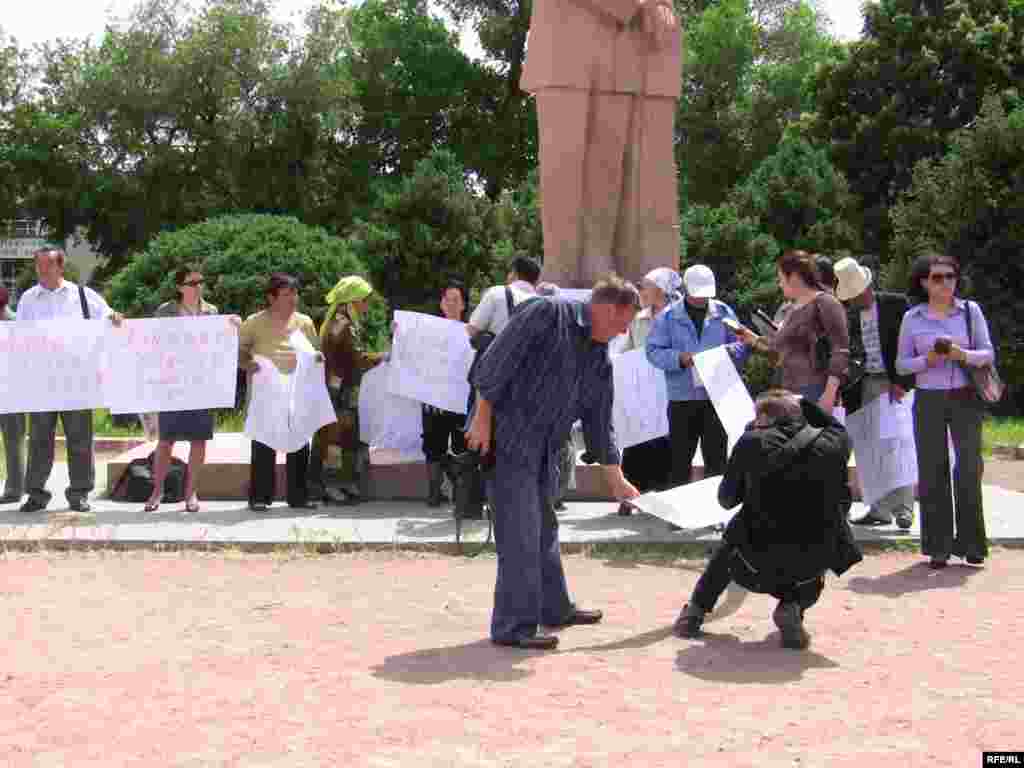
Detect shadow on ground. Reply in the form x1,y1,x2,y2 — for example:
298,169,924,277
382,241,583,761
675,632,839,684
844,560,980,598
371,639,538,685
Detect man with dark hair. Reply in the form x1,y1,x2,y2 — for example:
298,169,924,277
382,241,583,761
16,249,123,514
675,390,860,649
466,255,541,339
466,274,641,650
834,256,916,529
239,272,321,512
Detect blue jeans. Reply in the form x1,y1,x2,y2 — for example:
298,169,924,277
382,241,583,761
487,454,574,642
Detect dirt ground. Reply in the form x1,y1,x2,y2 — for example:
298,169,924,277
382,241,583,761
2,549,1022,767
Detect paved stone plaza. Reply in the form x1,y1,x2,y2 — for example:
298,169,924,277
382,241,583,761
2,459,1023,548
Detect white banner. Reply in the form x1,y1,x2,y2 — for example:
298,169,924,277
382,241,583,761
105,316,239,414
387,311,474,415
0,320,107,413
359,362,426,462
627,475,738,532
244,336,335,453
692,346,757,456
845,393,918,506
611,349,669,450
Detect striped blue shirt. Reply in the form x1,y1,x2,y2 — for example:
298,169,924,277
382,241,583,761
472,298,620,485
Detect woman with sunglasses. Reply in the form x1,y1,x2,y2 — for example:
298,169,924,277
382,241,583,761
145,265,235,514
896,254,994,568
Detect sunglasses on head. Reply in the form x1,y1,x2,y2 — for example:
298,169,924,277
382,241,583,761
182,279,205,287
928,272,957,283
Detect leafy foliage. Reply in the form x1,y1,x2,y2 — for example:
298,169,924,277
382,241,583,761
107,213,368,328
343,149,494,314
889,94,1024,408
808,0,1024,257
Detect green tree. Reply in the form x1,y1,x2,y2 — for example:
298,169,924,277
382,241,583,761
889,93,1024,406
808,0,1024,257
678,0,840,209
344,149,495,312
341,0,503,186
683,137,858,309
436,0,537,198
107,213,368,326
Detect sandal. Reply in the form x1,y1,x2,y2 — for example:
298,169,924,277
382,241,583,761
144,499,161,513
185,495,201,514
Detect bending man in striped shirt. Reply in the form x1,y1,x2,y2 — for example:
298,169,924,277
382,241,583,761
467,275,642,650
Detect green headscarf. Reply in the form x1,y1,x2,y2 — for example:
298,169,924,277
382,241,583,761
321,275,374,344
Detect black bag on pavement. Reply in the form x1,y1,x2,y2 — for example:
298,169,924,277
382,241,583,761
113,452,188,503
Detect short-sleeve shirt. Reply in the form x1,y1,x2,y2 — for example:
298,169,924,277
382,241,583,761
15,280,112,322
154,300,219,318
468,281,536,336
239,310,318,374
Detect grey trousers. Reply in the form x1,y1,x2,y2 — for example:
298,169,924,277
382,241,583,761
1,412,26,498
25,410,95,506
861,375,915,521
913,389,987,560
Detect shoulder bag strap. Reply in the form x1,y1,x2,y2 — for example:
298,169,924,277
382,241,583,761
78,284,90,320
505,286,515,317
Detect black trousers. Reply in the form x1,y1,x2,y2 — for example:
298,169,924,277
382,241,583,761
250,440,310,506
421,407,466,463
691,544,824,614
667,399,727,487
621,436,672,493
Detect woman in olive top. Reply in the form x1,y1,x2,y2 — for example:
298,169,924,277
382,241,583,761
239,273,321,512
145,265,235,513
737,251,850,411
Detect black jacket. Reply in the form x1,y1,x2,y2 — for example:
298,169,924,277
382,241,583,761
844,292,915,413
719,399,861,586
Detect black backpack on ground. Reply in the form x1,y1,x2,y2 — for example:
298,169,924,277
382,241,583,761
112,451,188,503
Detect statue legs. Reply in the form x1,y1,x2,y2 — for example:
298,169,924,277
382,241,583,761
536,88,680,288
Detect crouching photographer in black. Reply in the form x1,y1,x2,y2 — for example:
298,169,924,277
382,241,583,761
675,389,862,649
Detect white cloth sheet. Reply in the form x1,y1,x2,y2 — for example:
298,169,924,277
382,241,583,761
244,333,335,453
359,363,427,463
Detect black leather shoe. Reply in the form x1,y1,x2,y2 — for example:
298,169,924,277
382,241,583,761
773,602,810,650
0,492,23,503
19,498,48,514
548,608,603,628
673,603,705,639
249,502,269,513
928,557,948,569
617,502,633,516
965,555,985,566
69,499,91,513
492,634,559,650
289,500,320,510
850,512,890,526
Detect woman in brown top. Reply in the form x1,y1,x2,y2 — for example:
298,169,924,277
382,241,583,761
737,251,849,410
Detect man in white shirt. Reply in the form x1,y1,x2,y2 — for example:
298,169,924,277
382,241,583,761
466,255,541,339
16,248,123,514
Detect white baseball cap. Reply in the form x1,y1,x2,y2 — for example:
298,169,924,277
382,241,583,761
683,264,716,299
